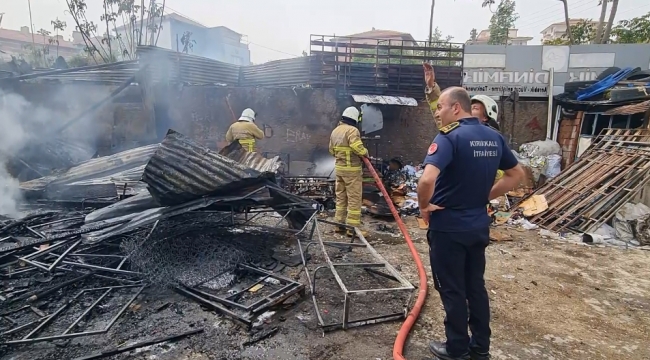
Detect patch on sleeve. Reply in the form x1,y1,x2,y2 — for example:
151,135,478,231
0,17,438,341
439,121,459,134
427,143,438,155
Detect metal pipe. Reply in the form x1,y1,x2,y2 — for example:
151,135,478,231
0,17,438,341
546,67,555,139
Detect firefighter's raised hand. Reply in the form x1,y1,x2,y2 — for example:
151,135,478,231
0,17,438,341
423,63,436,90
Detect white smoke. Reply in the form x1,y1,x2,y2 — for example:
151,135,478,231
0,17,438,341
0,89,41,218
312,157,335,178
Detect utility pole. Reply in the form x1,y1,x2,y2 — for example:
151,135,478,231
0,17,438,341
428,0,435,46
27,0,36,45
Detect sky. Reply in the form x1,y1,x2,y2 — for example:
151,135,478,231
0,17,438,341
1,0,649,64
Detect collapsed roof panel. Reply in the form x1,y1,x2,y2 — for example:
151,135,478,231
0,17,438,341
142,130,280,206
20,144,159,197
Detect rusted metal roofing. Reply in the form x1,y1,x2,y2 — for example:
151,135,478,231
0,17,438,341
351,94,418,106
142,130,280,206
604,100,650,115
218,141,281,173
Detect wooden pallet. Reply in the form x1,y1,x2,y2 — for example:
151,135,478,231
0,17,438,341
526,128,650,233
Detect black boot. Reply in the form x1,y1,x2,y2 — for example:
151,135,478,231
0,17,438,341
429,341,470,360
469,348,490,360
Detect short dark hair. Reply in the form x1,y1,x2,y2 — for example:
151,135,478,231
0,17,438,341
445,87,471,113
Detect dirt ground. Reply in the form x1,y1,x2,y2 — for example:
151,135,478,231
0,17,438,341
3,215,649,360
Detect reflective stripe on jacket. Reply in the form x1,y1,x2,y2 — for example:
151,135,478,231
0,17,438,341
329,123,368,172
225,121,264,152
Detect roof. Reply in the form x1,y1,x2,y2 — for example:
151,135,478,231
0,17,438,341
604,100,650,116
331,29,416,43
114,12,207,32
0,27,78,49
541,19,599,33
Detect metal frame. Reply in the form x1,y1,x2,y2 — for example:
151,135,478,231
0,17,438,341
2,285,144,345
295,218,414,333
177,263,305,329
308,34,464,98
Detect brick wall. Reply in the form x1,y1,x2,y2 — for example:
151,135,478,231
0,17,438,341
557,111,584,169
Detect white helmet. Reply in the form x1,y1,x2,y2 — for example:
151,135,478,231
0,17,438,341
239,108,256,122
471,95,498,122
341,106,361,122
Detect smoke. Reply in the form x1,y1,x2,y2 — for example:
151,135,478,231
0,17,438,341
312,156,335,177
0,86,102,218
0,89,39,218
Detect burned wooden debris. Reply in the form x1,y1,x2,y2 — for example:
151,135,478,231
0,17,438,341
1,129,414,358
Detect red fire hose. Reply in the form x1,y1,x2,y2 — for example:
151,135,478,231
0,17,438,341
361,157,428,360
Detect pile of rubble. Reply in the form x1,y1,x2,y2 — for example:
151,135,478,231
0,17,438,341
1,130,414,359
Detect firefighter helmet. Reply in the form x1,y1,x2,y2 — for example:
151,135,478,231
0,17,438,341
239,108,256,122
471,95,499,122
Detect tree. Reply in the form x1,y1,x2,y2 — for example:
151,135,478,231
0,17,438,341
602,0,619,43
543,19,596,45
469,28,478,44
559,0,574,44
484,0,519,45
64,0,166,64
50,18,67,57
595,0,608,43
611,11,650,43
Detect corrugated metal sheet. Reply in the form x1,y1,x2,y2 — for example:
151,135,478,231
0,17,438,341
218,141,281,173
239,57,311,87
20,144,159,195
137,46,239,85
604,100,650,115
142,130,280,206
21,61,139,84
351,94,417,106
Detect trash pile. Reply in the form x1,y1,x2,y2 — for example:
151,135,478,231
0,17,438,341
1,129,413,359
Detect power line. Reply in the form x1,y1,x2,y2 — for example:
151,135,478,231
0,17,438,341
517,0,593,29
247,41,300,57
517,0,597,32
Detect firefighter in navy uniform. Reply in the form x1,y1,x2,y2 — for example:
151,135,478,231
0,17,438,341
417,87,524,360
329,106,368,236
225,108,264,152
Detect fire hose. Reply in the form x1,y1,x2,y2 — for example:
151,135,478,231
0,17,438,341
361,156,428,360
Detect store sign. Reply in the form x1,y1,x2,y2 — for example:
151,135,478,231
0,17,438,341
463,70,599,97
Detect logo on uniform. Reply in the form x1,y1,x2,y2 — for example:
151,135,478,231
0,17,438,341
427,143,438,155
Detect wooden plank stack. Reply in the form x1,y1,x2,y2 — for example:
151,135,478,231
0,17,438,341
527,128,650,233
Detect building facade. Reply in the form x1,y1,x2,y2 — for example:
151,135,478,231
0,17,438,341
467,29,533,46
115,13,250,65
0,26,80,61
540,19,599,43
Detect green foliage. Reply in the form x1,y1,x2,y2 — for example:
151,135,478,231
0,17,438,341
349,27,462,66
64,0,166,64
611,11,650,43
485,0,519,45
542,19,596,45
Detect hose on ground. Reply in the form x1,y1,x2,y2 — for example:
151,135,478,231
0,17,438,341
361,157,428,360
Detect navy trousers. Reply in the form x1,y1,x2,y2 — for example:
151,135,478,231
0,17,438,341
427,227,491,357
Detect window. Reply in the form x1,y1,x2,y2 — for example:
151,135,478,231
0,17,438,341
580,112,644,136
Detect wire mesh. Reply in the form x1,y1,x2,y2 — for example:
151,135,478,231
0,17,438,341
121,212,278,288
